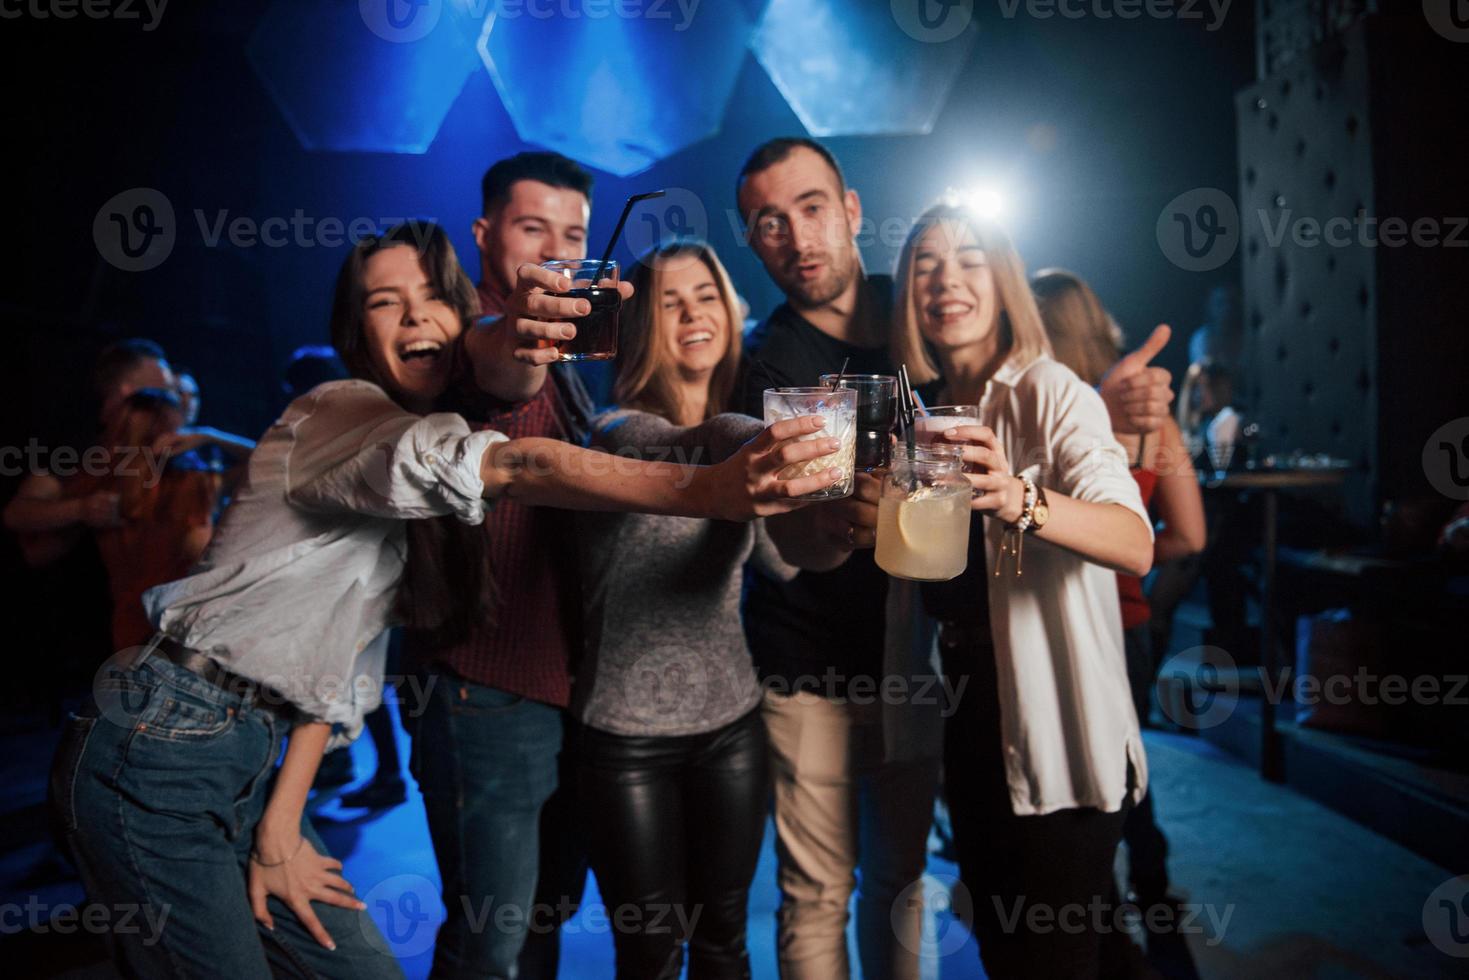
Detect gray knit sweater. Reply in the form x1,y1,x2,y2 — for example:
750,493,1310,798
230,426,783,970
570,410,795,737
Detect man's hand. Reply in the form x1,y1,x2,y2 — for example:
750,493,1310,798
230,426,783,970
1099,324,1174,435
466,263,636,402
502,262,635,368
807,471,881,550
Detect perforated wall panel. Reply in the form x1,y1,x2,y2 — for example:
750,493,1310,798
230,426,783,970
1236,19,1377,521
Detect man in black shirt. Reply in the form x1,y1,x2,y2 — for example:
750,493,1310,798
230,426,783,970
735,137,933,980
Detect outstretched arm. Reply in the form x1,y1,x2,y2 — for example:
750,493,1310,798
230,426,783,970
484,417,843,522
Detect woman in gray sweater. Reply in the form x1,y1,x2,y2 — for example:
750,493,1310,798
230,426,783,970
573,240,797,978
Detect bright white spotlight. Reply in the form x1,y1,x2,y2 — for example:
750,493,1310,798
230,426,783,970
961,185,1008,220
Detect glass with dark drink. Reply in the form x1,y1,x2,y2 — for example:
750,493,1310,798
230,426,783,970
542,258,620,361
820,373,897,471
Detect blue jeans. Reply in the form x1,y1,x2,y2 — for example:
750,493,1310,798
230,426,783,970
410,674,586,980
49,645,403,979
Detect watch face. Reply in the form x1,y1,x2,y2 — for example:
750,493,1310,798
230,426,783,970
1032,502,1050,527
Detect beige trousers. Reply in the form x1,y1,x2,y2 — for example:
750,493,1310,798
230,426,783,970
763,689,941,980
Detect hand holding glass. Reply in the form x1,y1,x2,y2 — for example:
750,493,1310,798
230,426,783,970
763,387,857,499
541,259,619,361
874,443,971,581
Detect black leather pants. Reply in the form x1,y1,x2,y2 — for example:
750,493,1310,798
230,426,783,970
576,707,768,980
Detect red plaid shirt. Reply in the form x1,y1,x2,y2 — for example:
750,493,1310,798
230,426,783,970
408,283,581,706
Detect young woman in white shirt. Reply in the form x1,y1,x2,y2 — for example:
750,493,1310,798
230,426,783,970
48,221,843,979
887,204,1154,979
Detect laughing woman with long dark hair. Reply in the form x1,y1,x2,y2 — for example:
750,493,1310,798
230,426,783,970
48,222,842,979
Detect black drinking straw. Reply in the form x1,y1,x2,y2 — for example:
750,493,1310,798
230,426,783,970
898,364,918,490
829,356,850,390
593,190,667,282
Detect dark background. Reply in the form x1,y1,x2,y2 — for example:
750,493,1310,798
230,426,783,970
2,1,1253,449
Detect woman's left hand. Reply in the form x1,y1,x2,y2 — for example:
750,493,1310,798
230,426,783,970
937,424,1026,524
248,830,366,950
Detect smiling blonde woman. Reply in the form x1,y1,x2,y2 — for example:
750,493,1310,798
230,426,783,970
889,203,1154,979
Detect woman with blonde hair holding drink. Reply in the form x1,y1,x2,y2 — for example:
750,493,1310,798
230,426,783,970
886,203,1154,979
571,239,822,978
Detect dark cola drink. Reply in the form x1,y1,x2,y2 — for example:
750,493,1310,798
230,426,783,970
543,258,620,362
553,286,620,361
821,374,897,471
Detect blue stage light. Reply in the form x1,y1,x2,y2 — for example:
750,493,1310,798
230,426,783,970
476,0,755,177
751,0,976,137
247,0,481,154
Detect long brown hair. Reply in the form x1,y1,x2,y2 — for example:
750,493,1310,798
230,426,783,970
890,203,1051,386
1031,268,1123,386
615,240,743,424
327,220,492,645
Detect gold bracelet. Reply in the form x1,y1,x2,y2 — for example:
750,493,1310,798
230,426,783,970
250,836,308,868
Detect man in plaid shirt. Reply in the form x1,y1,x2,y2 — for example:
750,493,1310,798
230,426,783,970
409,152,601,980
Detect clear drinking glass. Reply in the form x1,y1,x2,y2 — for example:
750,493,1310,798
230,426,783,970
762,387,857,500
819,374,897,471
875,443,971,582
541,258,619,361
912,405,981,445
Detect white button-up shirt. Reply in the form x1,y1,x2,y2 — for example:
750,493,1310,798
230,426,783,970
144,380,507,741
887,354,1153,815
982,354,1152,815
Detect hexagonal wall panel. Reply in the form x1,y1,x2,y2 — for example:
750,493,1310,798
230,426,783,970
248,0,481,154
477,2,754,177
752,0,976,137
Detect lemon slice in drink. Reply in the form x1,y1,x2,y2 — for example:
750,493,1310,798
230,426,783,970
895,490,952,555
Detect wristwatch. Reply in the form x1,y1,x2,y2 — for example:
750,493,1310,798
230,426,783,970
1027,483,1050,533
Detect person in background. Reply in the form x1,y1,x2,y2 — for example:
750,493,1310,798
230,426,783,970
60,386,253,651
408,151,597,979
1187,284,1243,372
571,240,835,977
162,367,255,515
1156,358,1251,661
1178,359,1241,471
1033,268,1206,925
882,204,1155,979
281,345,349,404
175,367,201,427
4,339,174,569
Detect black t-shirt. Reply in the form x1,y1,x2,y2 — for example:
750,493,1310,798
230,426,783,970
738,276,894,694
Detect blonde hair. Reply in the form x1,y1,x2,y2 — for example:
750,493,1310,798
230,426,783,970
890,203,1051,385
616,240,743,424
1031,268,1123,386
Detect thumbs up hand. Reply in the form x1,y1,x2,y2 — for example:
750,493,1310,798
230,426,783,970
1099,324,1175,434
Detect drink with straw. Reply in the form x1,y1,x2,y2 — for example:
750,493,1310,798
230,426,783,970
875,444,971,581
542,189,666,363
762,387,857,499
542,258,620,361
